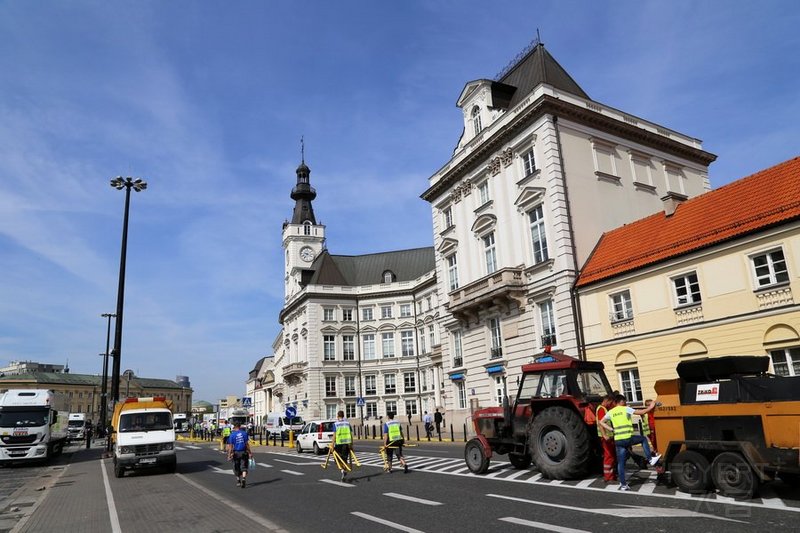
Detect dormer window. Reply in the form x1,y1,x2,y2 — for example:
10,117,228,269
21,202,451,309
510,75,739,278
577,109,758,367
472,106,482,136
382,271,395,284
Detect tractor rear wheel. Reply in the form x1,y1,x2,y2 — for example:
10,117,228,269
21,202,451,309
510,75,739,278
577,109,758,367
670,450,711,494
711,452,758,499
529,406,591,479
508,453,532,470
465,438,490,474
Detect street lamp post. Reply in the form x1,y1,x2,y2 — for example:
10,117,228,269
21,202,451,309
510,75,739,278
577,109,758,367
99,312,116,437
109,176,147,414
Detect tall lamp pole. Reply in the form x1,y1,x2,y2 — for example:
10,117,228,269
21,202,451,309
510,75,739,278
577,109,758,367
109,176,147,413
99,312,116,436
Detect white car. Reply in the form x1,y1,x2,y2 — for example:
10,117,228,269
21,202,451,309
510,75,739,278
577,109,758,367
295,420,335,455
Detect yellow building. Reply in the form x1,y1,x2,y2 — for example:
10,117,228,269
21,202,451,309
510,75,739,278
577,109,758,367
0,372,193,422
576,157,800,402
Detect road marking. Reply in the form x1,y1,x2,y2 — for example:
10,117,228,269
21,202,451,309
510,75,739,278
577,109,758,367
574,478,595,489
281,469,304,476
636,481,657,495
499,517,591,533
384,492,443,506
504,469,532,481
101,460,122,533
487,493,744,522
320,479,355,488
186,445,202,449
257,462,273,468
273,458,321,466
527,473,543,483
175,446,187,450
351,511,425,533
211,466,231,474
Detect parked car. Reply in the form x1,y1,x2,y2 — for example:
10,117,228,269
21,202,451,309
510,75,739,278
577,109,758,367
295,420,335,455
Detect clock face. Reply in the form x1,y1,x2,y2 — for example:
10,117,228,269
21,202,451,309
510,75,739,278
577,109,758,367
299,246,315,263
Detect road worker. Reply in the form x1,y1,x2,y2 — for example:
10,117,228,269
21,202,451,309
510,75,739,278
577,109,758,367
599,394,660,491
333,410,353,482
383,412,408,474
595,394,617,483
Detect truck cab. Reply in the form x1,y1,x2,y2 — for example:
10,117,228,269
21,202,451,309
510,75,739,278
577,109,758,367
67,413,87,442
112,397,176,477
0,389,68,463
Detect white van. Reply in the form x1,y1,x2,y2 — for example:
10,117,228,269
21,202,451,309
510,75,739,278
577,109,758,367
264,412,304,438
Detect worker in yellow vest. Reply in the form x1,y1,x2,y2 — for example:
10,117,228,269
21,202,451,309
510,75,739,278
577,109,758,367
333,410,353,482
382,412,409,474
222,423,232,446
595,394,617,482
599,394,660,491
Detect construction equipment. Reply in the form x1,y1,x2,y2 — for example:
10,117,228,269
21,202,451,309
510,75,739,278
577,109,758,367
465,349,612,479
321,445,360,472
655,355,800,498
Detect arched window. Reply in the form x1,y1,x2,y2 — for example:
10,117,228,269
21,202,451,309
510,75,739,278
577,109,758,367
382,271,395,284
472,106,482,136
303,221,312,235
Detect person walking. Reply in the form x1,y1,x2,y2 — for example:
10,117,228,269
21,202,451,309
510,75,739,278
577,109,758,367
222,423,232,446
599,394,660,491
433,409,443,439
423,411,433,439
227,422,252,488
595,395,617,483
383,412,409,473
333,410,353,482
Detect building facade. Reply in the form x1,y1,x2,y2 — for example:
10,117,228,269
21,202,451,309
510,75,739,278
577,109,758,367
420,40,716,420
0,372,193,422
258,160,441,425
576,157,800,401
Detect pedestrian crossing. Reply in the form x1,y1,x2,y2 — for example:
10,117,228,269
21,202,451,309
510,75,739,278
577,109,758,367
261,449,800,510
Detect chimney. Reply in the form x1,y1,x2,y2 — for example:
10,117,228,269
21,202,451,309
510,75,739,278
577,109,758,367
661,192,688,217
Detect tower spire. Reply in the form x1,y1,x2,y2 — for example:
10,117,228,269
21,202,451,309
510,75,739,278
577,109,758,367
290,146,317,225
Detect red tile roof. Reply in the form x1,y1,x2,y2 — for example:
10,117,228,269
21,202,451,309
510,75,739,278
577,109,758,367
577,156,800,287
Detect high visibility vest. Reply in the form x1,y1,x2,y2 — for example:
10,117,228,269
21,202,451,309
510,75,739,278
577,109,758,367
595,405,608,437
222,426,231,437
387,420,401,441
642,414,651,436
608,406,634,441
334,420,352,444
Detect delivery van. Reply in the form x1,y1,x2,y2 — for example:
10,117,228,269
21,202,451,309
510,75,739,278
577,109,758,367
111,396,176,478
264,412,304,437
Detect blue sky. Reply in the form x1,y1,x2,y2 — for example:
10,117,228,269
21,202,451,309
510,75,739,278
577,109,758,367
1,1,798,404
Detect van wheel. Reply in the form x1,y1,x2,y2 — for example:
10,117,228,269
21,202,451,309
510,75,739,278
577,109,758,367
313,442,321,455
295,440,302,453
670,450,711,494
711,452,758,499
114,464,124,478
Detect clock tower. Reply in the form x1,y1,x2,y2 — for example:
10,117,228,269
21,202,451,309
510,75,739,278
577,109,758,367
282,157,325,300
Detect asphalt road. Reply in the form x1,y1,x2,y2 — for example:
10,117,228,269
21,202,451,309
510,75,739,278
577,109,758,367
4,440,800,532
167,441,800,533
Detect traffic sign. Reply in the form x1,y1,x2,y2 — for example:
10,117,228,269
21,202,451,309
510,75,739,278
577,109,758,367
356,397,365,407
285,405,297,418
241,397,252,407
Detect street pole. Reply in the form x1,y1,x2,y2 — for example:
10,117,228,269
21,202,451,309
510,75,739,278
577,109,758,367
99,313,115,437
109,176,147,415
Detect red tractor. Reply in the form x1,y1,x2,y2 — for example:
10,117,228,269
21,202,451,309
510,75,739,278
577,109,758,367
465,350,612,479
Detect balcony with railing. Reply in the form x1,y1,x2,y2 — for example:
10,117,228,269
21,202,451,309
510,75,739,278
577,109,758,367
447,267,526,323
282,362,307,385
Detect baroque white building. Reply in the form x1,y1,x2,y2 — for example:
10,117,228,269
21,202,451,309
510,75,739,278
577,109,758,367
421,40,716,421
253,159,442,425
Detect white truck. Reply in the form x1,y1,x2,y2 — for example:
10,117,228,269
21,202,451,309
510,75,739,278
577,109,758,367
0,389,69,464
67,412,88,442
112,397,176,477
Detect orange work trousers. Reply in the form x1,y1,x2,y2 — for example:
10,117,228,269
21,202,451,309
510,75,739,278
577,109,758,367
601,438,617,481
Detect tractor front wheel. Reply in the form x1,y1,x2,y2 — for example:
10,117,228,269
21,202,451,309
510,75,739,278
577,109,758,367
465,438,490,475
529,406,591,479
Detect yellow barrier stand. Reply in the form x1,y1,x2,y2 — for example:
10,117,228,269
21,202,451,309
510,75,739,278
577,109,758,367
288,430,294,448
